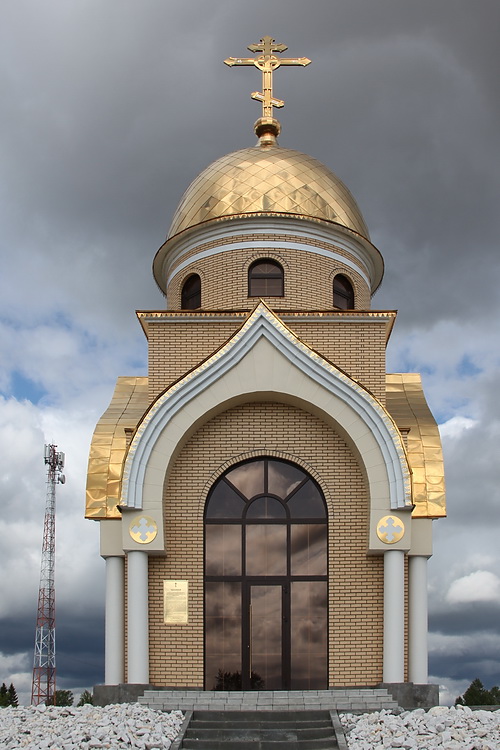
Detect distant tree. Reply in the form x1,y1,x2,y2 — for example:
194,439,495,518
0,683,19,707
491,685,500,703
0,683,8,707
54,689,74,706
77,690,93,706
7,684,18,707
456,678,500,706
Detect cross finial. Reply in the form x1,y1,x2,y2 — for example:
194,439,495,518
224,36,311,140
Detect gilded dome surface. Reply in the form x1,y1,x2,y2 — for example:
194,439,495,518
168,142,370,239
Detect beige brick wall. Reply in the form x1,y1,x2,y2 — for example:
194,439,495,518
146,400,389,688
165,243,371,311
292,322,388,403
147,318,387,403
147,320,241,400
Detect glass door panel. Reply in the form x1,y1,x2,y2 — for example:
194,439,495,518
205,525,241,576
246,525,286,575
290,524,327,576
290,580,327,689
250,585,283,690
205,582,242,690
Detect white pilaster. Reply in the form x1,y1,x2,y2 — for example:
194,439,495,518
383,549,405,682
127,551,149,684
408,555,428,684
104,556,125,684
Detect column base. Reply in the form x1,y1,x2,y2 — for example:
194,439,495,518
93,683,153,707
378,682,439,709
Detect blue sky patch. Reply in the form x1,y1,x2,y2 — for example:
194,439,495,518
457,355,482,378
8,371,48,404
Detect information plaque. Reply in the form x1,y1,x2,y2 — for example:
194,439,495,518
163,580,189,624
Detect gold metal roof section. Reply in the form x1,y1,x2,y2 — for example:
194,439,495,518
85,376,149,519
167,145,370,240
386,373,446,518
224,35,311,136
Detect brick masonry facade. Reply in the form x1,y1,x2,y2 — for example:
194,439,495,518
137,227,404,687
147,319,388,404
165,241,371,311
147,401,386,688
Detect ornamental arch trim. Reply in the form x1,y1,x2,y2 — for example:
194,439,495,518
120,302,411,516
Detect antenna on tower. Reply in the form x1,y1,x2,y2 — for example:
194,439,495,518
31,444,65,706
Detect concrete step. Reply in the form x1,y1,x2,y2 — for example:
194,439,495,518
193,709,333,722
182,744,336,750
179,710,338,749
184,727,334,740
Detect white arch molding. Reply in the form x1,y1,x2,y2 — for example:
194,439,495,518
120,303,411,520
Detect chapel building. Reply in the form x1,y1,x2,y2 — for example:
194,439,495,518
86,38,445,705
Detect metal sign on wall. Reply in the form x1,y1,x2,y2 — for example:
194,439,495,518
163,580,189,624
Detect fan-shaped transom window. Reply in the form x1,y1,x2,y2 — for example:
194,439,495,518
333,274,354,309
248,259,284,297
181,274,201,309
206,459,327,522
205,458,328,691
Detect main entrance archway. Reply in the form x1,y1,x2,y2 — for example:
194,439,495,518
204,458,328,690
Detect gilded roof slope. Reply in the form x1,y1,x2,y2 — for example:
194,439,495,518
168,143,370,239
86,376,149,519
386,373,446,519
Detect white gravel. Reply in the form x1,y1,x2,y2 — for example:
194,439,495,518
340,705,500,750
3,702,500,749
0,702,184,749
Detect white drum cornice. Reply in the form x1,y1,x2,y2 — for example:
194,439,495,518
153,216,384,294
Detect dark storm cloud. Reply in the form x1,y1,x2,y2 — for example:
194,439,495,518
0,612,104,689
431,652,500,686
2,0,498,336
56,617,105,686
431,602,500,637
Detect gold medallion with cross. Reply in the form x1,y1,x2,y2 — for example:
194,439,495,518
224,36,311,123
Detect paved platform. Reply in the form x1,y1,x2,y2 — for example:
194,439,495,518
138,687,399,713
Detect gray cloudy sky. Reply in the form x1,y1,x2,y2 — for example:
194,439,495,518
1,0,499,705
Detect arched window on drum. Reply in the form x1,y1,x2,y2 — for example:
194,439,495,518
181,274,201,310
333,274,354,309
248,259,284,297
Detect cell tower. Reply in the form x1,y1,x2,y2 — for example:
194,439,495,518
31,444,65,706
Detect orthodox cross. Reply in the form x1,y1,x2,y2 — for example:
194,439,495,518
224,36,311,119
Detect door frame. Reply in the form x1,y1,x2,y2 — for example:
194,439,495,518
204,457,329,691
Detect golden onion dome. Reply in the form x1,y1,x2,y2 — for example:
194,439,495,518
167,138,370,240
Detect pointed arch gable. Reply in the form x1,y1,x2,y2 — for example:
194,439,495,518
121,303,411,514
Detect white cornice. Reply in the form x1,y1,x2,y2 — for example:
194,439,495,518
153,216,384,294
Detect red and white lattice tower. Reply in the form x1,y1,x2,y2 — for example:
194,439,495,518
31,444,65,705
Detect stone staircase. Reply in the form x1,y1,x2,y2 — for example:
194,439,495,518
172,710,341,750
138,687,399,713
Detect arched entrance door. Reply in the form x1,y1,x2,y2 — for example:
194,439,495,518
204,458,328,690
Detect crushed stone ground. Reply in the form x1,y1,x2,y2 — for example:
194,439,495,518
0,702,184,749
341,705,500,749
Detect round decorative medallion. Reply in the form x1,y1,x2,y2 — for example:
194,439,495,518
129,515,158,544
376,515,405,544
